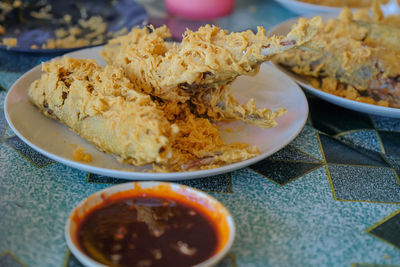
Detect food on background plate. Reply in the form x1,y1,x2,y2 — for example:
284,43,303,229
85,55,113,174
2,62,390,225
274,3,400,108
0,0,130,49
29,18,320,172
72,146,92,163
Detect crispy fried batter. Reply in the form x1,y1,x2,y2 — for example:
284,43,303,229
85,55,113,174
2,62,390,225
29,19,319,171
28,57,259,171
275,5,400,108
101,17,320,127
29,57,177,166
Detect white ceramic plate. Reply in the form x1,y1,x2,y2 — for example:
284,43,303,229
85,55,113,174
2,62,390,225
274,0,342,15
270,16,400,118
4,46,308,180
273,0,400,16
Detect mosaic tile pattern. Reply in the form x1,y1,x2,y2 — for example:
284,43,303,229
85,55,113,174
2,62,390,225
248,144,323,185
0,72,24,93
267,145,320,162
87,173,233,193
222,168,400,266
385,156,400,170
337,130,383,154
65,250,236,267
0,109,7,142
64,252,84,267
289,124,323,161
328,165,400,203
0,252,25,267
4,136,55,167
379,131,400,157
249,160,322,185
367,210,400,250
3,125,14,139
179,173,233,193
216,253,237,267
319,134,389,167
308,97,374,135
86,173,128,184
352,264,400,267
371,115,400,132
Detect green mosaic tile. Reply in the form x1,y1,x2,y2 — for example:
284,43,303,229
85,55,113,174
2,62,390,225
0,89,8,109
64,249,237,267
308,98,374,136
249,160,322,185
337,130,383,154
0,252,25,267
368,210,400,250
64,251,83,267
0,109,7,142
319,134,389,167
4,136,54,167
385,156,400,170
86,173,128,184
352,264,400,267
289,124,323,161
216,253,236,267
179,173,233,193
379,131,400,158
214,168,400,266
3,126,15,138
372,116,400,132
0,72,22,92
268,144,321,163
328,165,400,203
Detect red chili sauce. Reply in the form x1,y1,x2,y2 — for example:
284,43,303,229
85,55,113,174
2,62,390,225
76,196,219,267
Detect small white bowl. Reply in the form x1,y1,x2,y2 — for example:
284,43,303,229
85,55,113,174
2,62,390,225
65,181,235,267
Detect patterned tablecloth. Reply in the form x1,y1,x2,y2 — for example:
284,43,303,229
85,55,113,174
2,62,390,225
1,0,400,266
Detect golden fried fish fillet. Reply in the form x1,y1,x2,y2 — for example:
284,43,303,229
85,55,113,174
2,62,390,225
28,57,259,171
101,17,321,127
28,57,178,166
275,6,400,107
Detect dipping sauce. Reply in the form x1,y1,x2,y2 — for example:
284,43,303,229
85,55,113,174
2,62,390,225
76,196,219,267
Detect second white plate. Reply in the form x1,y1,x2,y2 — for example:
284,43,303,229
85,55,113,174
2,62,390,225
273,0,400,16
270,15,400,118
4,46,308,180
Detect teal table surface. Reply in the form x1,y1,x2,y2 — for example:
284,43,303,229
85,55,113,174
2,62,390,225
1,0,400,266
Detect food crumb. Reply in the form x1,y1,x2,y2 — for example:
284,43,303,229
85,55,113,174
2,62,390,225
73,146,92,162
172,241,197,256
2,37,17,47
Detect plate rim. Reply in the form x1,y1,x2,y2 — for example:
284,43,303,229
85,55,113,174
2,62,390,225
273,0,345,16
273,0,400,16
269,15,400,118
4,47,308,180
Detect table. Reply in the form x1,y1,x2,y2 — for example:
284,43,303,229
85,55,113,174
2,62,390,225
1,0,400,266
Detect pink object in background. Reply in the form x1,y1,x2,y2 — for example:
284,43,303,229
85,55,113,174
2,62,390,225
166,0,234,20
